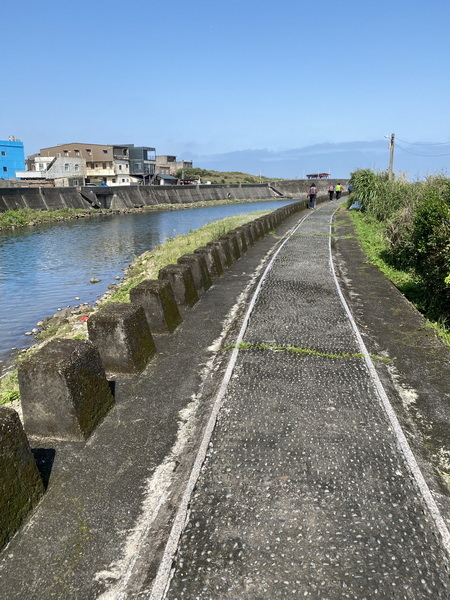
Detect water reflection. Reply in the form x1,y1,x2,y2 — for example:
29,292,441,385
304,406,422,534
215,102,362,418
0,200,296,363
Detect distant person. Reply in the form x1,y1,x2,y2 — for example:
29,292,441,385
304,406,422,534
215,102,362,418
308,183,318,208
348,184,353,195
335,182,342,199
328,184,335,201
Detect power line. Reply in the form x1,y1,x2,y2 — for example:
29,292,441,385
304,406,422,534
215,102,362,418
395,141,450,157
395,137,450,147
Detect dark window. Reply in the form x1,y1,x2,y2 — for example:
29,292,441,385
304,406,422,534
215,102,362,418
2,167,7,172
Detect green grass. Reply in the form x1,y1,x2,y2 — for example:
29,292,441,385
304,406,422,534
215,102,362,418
0,210,273,405
348,210,450,345
0,207,92,231
0,370,20,406
103,211,270,304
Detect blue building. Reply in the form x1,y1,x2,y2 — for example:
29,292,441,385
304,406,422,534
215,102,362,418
0,137,25,180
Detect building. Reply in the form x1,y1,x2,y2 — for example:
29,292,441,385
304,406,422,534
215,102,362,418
39,143,131,186
0,137,25,180
156,155,193,176
306,173,330,179
16,155,86,187
155,174,179,186
125,145,156,185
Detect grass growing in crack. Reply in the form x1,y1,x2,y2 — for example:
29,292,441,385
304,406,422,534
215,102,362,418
222,341,391,363
0,370,20,406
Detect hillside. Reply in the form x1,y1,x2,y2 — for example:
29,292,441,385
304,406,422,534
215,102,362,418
174,168,280,185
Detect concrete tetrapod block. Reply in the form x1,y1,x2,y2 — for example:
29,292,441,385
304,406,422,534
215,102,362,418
194,246,223,279
239,224,255,247
177,253,212,293
130,279,181,333
219,234,240,261
0,407,45,549
158,263,199,307
206,240,231,270
228,228,248,254
88,303,156,374
18,339,114,441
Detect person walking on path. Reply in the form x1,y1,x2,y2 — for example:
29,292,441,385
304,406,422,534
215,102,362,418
328,184,335,201
307,182,318,208
335,182,343,199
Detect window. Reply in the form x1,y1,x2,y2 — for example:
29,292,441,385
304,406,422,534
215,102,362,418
1,151,6,156
2,167,7,172
86,149,92,156
112,178,116,183
103,150,108,154
102,163,106,169
64,150,69,156
74,164,79,172
64,164,69,172
121,178,125,182
74,150,80,156
119,165,122,170
73,180,79,186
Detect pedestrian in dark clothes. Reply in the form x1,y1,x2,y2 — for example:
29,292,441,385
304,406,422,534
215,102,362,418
308,183,318,208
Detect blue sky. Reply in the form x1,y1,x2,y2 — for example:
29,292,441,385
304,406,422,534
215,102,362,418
3,0,450,179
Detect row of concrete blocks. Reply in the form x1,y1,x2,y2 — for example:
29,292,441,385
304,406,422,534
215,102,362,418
0,200,304,548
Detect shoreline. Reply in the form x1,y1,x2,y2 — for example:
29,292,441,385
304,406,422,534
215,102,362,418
0,197,289,233
0,207,276,391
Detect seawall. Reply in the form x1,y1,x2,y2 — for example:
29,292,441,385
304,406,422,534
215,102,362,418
0,180,348,212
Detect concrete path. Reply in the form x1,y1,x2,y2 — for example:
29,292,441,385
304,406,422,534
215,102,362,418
155,203,450,599
1,200,450,599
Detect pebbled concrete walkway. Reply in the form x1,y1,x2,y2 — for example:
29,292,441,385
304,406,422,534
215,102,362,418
158,203,450,599
1,200,450,599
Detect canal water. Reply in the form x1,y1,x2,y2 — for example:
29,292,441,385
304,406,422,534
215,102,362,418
0,200,297,367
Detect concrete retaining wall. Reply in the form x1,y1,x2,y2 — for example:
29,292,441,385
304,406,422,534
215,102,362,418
0,181,348,213
271,179,349,198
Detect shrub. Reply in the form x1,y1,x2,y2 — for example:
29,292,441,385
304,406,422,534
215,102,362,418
407,185,450,318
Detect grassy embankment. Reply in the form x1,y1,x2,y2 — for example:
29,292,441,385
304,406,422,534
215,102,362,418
0,207,92,230
174,168,280,185
345,170,450,346
0,210,271,406
0,198,277,233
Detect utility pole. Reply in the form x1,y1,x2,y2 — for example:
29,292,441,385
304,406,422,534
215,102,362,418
387,133,395,181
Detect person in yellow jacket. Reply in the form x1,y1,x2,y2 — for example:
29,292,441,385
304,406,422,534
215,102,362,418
335,183,343,199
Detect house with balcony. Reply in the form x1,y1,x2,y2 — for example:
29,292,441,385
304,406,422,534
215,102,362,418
0,136,25,180
16,155,86,187
125,145,156,185
39,143,131,186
